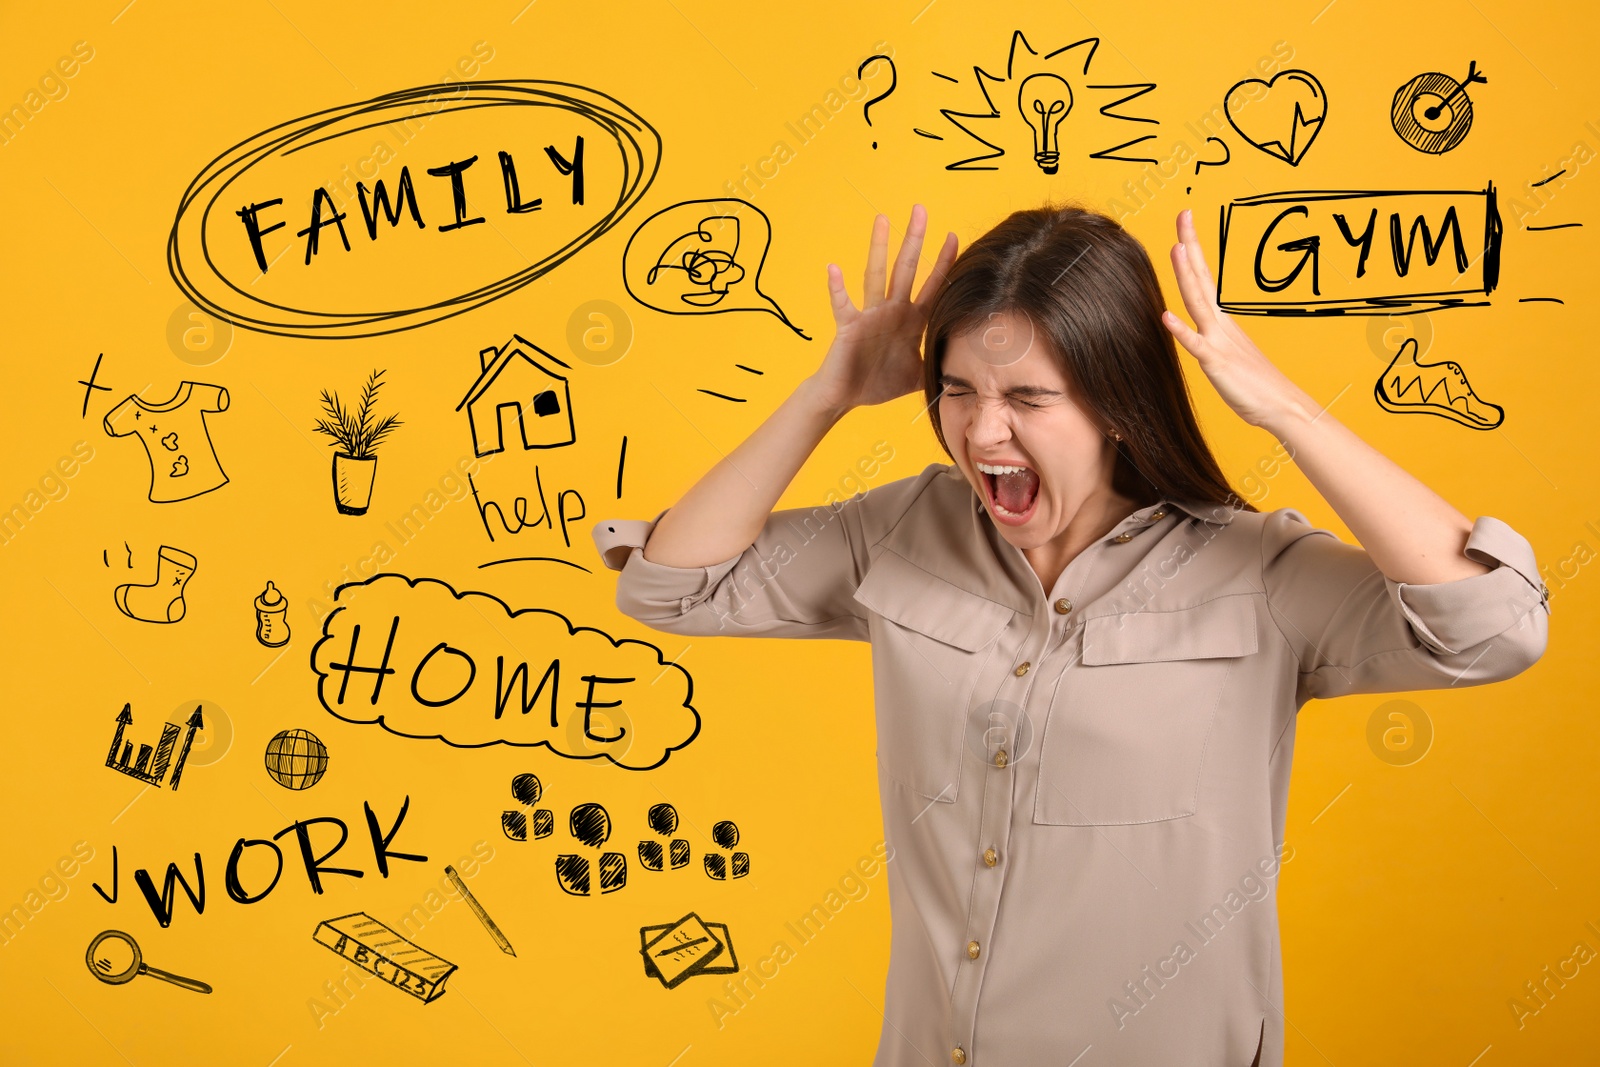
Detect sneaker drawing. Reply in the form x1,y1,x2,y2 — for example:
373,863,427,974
1374,339,1504,429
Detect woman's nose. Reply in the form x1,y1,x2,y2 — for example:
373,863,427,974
967,398,1013,446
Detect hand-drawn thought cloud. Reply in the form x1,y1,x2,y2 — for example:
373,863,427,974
622,198,810,339
310,575,698,770
168,81,661,340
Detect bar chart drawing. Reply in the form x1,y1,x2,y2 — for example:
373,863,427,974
105,704,204,790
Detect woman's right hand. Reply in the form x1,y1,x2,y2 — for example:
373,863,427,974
806,204,959,416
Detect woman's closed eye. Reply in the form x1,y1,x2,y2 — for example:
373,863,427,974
942,389,1047,409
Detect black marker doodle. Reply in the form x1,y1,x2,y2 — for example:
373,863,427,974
1216,186,1502,315
1224,70,1325,166
310,574,700,770
103,382,229,502
468,462,589,547
556,802,627,896
113,545,197,624
166,706,204,791
312,368,403,516
697,389,747,403
500,776,630,891
78,353,111,418
101,797,426,927
312,912,456,1002
86,930,212,995
104,703,203,790
1374,338,1504,429
501,772,554,842
477,556,592,572
93,846,119,904
444,865,515,957
640,913,738,989
168,81,661,340
1392,61,1485,155
1018,72,1071,173
930,32,1159,171
703,820,750,880
1083,83,1160,165
264,728,329,790
458,336,575,457
623,198,810,339
616,435,627,499
639,803,690,872
255,580,290,647
1187,137,1230,194
858,55,897,149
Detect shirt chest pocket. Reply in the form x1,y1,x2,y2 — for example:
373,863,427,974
1033,595,1259,826
852,550,1014,804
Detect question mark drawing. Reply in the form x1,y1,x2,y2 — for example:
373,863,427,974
858,55,897,149
1188,137,1231,193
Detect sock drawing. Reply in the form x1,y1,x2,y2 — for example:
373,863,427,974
114,545,197,624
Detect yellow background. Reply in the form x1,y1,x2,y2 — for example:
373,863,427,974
2,1,1597,1064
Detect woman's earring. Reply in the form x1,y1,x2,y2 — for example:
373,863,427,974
1111,431,1123,442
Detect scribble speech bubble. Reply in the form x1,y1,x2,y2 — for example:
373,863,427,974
622,197,809,338
310,574,698,770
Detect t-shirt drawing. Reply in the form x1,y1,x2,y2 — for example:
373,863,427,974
103,382,230,502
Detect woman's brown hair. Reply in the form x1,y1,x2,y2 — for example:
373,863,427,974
922,201,1255,515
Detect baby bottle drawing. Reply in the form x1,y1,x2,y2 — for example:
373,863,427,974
254,581,290,648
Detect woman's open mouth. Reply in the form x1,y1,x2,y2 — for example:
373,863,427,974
976,460,1040,526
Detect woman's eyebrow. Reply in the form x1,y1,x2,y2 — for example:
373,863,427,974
939,375,1063,398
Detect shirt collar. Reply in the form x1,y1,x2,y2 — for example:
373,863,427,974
1136,497,1240,527
887,468,1240,615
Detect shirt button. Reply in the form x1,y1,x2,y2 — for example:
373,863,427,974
994,749,1008,769
1014,661,1031,676
1150,508,1167,520
1113,532,1134,543
952,1049,967,1065
1053,598,1072,614
967,939,981,959
983,847,999,867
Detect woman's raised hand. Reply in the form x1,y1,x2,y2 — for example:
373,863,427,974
807,204,959,415
1161,208,1312,429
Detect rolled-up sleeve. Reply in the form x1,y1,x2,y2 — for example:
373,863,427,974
1260,508,1550,701
590,494,876,642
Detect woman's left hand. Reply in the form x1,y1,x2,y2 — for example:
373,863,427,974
1161,208,1313,429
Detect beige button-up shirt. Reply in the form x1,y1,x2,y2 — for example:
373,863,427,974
591,462,1550,1066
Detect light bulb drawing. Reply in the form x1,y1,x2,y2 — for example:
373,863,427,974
1018,73,1072,174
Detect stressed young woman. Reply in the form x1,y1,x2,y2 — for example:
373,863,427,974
592,203,1550,1066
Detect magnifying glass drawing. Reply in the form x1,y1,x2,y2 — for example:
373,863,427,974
85,930,213,994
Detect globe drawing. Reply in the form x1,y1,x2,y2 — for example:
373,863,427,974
264,728,329,790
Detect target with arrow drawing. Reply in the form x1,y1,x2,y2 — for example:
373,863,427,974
1391,61,1486,155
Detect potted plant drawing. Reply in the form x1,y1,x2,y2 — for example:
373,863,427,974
312,368,403,516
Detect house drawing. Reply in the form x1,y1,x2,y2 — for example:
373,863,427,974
457,335,577,457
